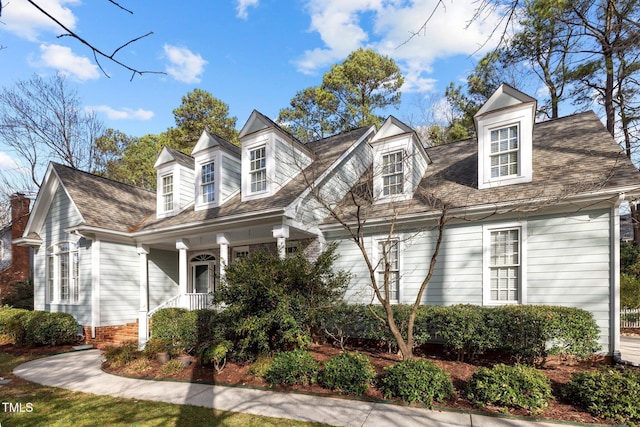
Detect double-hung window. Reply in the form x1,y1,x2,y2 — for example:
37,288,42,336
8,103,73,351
377,239,400,302
162,174,174,212
486,226,524,304
249,146,266,193
47,242,79,303
382,150,404,196
201,162,215,203
490,125,519,178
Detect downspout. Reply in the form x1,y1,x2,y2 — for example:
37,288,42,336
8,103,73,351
611,194,623,362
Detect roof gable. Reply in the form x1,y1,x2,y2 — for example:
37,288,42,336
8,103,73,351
154,146,195,169
192,129,241,157
475,83,537,120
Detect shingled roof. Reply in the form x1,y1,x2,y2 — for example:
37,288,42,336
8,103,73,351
334,111,640,222
52,163,156,233
138,126,373,231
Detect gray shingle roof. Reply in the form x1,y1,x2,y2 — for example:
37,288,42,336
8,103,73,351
337,111,640,222
52,163,156,233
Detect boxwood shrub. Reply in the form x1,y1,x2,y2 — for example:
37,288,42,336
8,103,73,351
380,359,454,407
264,349,319,386
319,351,376,396
0,307,77,346
466,363,552,413
562,368,640,424
150,308,198,354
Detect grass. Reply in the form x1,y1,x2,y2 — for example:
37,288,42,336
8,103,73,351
0,347,327,427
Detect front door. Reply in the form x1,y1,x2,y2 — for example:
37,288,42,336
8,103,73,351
190,254,216,293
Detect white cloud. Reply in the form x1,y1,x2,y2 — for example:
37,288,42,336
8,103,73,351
37,44,100,80
88,105,154,121
1,0,80,41
0,152,21,171
296,0,505,90
236,0,259,20
163,44,207,84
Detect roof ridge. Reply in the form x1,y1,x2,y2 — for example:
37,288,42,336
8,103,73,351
52,162,155,194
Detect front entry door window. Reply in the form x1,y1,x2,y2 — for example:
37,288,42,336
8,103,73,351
190,254,216,293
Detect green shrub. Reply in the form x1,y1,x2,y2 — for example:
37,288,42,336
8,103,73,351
248,354,273,378
104,342,141,368
264,349,319,386
150,308,198,354
24,311,78,346
319,351,376,396
199,340,233,373
216,245,348,360
562,368,640,424
426,305,499,361
545,306,601,359
466,364,552,414
622,273,640,309
380,359,454,407
1,280,34,310
0,307,29,340
159,359,186,376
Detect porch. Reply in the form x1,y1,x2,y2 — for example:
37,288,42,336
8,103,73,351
147,293,215,318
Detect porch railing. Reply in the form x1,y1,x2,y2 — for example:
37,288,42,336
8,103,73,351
147,293,214,318
621,309,640,328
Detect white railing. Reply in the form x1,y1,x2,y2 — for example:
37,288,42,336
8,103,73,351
147,293,214,318
621,309,640,328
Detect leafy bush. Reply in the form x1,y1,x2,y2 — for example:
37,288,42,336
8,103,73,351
1,280,34,310
426,305,499,361
150,308,198,354
104,342,141,368
199,340,233,373
264,349,319,386
215,244,348,360
319,351,376,396
142,337,172,358
24,311,78,346
466,364,552,414
621,273,640,309
159,359,186,376
562,368,640,424
0,308,77,346
380,359,454,407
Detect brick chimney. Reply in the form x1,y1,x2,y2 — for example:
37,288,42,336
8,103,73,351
9,193,31,282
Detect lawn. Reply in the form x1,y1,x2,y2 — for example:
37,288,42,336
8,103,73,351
0,346,327,427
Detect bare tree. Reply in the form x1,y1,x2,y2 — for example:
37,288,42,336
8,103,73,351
0,0,164,80
0,73,104,188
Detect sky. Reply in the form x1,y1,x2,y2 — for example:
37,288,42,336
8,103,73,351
0,0,508,189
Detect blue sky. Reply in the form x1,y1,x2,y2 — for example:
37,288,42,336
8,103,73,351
0,0,507,186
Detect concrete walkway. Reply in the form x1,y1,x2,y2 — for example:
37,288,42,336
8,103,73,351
621,335,640,366
12,349,571,427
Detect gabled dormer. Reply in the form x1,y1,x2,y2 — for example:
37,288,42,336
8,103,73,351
154,147,195,218
238,110,313,202
474,84,536,189
369,116,431,203
192,130,241,211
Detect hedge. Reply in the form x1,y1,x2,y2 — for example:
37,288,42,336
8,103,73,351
313,304,601,363
0,306,78,346
150,308,198,354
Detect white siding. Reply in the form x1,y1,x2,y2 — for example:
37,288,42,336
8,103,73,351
178,166,195,209
221,155,241,201
274,138,311,189
99,241,139,325
334,208,613,353
148,248,179,310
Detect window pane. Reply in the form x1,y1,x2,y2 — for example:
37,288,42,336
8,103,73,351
249,147,266,192
382,151,403,196
162,175,174,211
378,240,400,301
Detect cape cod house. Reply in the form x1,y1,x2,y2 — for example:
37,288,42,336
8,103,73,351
16,85,640,357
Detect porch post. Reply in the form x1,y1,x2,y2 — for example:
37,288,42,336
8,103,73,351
176,239,190,298
217,233,229,281
137,244,150,349
273,225,289,259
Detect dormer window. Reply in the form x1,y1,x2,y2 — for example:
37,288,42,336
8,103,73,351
201,162,215,203
382,150,404,196
249,145,267,193
162,175,174,212
490,125,519,178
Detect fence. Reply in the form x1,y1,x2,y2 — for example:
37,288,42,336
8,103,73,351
621,309,640,328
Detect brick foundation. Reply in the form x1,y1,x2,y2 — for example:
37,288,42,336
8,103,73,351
83,321,140,348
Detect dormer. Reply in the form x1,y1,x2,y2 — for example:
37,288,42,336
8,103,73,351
238,110,313,202
154,147,195,218
474,84,536,189
369,116,431,203
192,130,241,211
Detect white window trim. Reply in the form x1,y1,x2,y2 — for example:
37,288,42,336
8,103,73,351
157,168,178,218
201,161,215,204
189,253,217,294
374,236,402,304
249,145,267,194
241,134,274,201
482,222,528,305
477,109,533,189
46,241,80,305
232,246,250,260
372,137,414,204
195,149,220,211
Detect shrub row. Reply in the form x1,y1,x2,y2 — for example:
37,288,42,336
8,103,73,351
314,304,601,363
0,306,78,346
